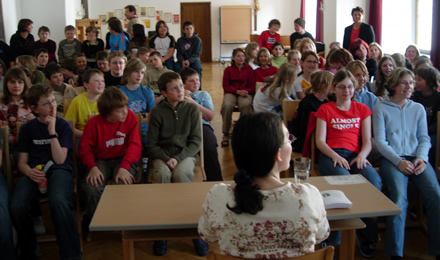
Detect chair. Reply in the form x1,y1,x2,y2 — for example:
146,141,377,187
206,246,334,260
63,98,73,116
74,86,86,94
282,99,301,177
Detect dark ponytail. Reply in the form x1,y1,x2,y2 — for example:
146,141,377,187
227,113,284,215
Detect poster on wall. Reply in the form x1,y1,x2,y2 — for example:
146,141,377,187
156,10,164,21
99,15,107,23
148,7,155,17
164,12,172,23
115,9,123,19
173,14,180,24
140,7,147,17
107,12,115,20
144,20,151,28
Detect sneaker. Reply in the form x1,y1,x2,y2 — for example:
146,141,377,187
153,240,167,256
192,238,209,256
356,234,376,258
33,216,46,235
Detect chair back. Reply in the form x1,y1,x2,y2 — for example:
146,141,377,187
282,99,300,128
207,246,334,260
74,86,86,94
63,98,73,116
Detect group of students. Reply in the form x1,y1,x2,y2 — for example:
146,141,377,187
216,10,440,259
0,13,219,260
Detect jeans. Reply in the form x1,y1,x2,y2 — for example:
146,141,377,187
163,58,175,71
203,125,223,181
379,157,440,256
175,60,203,85
10,163,81,260
0,173,15,260
318,148,383,245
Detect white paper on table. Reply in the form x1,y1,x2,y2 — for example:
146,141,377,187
324,175,366,185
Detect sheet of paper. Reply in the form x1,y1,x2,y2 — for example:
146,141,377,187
324,175,366,185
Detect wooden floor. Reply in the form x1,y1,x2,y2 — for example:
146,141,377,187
39,62,433,259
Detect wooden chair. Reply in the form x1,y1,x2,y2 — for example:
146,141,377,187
74,86,86,94
63,98,73,116
282,99,301,177
206,246,334,260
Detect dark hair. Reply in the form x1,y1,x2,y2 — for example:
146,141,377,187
17,19,33,32
82,68,104,84
44,63,63,79
414,56,433,71
132,24,147,46
95,51,108,61
351,6,364,16
149,51,161,59
268,19,281,29
158,71,181,92
386,67,414,97
59,58,78,74
2,68,30,105
182,21,194,30
125,5,136,14
27,84,53,107
349,38,369,59
35,48,48,57
97,87,128,117
231,48,246,66
155,20,169,36
137,47,150,56
180,67,198,83
415,66,440,91
38,26,50,34
0,59,6,74
294,17,305,28
227,112,284,215
108,19,123,33
329,48,354,67
375,55,396,97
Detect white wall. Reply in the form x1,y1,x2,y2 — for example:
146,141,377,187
1,0,419,60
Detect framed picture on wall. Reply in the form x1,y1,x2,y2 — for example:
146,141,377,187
164,12,172,23
148,7,155,17
173,14,180,24
156,10,163,21
107,12,115,20
140,7,147,17
115,9,123,19
99,15,107,23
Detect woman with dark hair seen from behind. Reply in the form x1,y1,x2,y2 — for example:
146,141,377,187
342,6,375,49
371,55,396,100
372,67,440,260
198,112,329,258
9,19,35,63
328,48,354,72
127,24,148,59
349,38,377,81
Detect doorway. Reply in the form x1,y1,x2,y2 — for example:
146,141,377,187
180,2,212,62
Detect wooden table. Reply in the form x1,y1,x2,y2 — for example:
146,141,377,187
90,175,400,260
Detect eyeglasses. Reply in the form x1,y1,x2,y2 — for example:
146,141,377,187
284,134,296,145
399,81,414,86
335,85,354,90
38,99,56,107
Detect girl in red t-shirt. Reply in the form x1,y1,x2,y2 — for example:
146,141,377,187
314,69,381,255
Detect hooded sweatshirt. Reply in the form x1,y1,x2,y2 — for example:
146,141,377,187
372,99,431,166
176,33,202,64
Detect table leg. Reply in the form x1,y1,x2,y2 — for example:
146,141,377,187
339,229,356,260
122,231,135,260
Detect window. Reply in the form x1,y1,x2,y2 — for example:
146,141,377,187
416,0,432,54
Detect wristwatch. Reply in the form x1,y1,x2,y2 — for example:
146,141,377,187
49,133,58,139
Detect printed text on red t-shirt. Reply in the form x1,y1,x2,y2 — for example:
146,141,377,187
331,117,361,129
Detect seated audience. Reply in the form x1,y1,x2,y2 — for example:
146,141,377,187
271,42,287,68
293,51,320,99
58,25,82,63
287,49,301,73
257,19,281,52
371,56,396,100
254,48,278,82
372,67,440,260
346,60,379,112
104,51,127,87
413,56,433,72
34,48,49,71
244,42,259,69
175,21,203,81
405,44,420,68
349,38,377,81
299,38,324,69
220,48,255,146
316,70,382,257
15,55,45,84
253,63,297,113
328,48,354,71
198,112,329,258
368,42,383,65
127,24,148,60
95,51,110,73
144,51,171,104
81,25,104,69
60,57,82,87
149,20,176,70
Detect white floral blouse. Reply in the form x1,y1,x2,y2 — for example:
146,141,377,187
198,182,329,259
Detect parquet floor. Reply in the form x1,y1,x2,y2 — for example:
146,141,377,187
38,62,432,260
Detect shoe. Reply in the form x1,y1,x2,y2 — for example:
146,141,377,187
33,216,46,235
221,136,229,147
356,233,376,258
153,240,167,256
192,238,209,256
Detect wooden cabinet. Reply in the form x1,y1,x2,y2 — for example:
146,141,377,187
75,19,102,42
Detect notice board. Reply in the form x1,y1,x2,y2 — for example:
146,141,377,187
220,5,252,43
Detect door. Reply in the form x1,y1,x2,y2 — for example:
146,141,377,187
180,2,212,62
